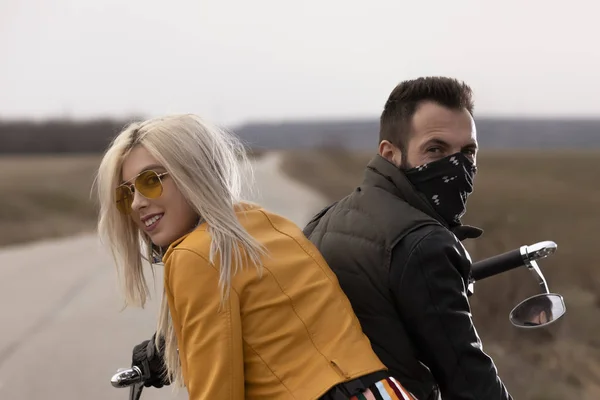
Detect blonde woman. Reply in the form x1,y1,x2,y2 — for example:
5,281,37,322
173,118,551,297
96,114,416,400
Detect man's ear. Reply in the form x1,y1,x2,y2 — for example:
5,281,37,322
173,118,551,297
378,140,401,167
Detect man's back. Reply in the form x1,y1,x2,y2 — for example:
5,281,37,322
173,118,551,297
303,177,440,399
304,154,512,400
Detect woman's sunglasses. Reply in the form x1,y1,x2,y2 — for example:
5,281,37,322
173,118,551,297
115,170,169,215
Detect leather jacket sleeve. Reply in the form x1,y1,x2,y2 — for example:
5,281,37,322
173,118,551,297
390,227,513,400
165,248,245,399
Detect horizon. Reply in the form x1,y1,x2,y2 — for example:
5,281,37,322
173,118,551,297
2,113,600,130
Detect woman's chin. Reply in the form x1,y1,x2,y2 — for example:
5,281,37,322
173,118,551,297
148,231,169,249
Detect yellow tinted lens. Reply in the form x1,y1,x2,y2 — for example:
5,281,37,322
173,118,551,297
115,186,133,214
136,170,163,199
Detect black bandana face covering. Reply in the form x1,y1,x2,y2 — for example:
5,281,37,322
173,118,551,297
404,152,477,226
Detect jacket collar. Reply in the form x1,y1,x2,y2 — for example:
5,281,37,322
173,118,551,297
362,155,483,240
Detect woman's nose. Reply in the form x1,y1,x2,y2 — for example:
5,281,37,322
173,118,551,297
130,189,149,212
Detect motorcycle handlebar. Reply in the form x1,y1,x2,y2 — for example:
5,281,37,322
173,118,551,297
471,240,557,281
471,248,523,281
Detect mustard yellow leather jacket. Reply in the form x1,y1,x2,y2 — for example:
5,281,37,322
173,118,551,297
163,203,387,399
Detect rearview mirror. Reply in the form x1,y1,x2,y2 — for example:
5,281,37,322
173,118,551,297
509,293,566,328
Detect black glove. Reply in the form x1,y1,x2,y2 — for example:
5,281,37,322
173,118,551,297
131,333,170,388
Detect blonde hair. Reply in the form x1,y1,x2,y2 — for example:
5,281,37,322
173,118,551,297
94,114,266,387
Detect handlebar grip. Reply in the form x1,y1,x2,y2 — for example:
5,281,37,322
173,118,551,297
111,366,143,388
471,248,524,281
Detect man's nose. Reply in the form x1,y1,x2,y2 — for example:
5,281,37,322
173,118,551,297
130,189,149,213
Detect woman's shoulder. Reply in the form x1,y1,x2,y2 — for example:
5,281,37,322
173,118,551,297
162,202,311,265
236,203,328,269
163,226,211,265
235,202,307,241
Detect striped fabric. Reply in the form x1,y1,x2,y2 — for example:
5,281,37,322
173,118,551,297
350,377,416,400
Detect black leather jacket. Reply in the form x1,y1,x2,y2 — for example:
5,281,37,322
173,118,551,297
303,155,513,400
387,224,512,399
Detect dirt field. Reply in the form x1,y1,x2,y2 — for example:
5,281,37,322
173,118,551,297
281,149,600,400
0,155,102,247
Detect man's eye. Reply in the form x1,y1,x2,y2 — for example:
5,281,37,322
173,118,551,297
464,149,477,156
427,147,441,153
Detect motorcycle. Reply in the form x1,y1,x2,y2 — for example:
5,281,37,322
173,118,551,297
109,240,566,399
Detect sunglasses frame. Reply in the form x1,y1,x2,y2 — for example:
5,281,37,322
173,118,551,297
116,170,170,214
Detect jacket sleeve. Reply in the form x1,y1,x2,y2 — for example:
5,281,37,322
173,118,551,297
165,248,244,400
390,229,513,400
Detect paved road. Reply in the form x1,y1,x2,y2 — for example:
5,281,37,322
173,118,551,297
0,152,327,400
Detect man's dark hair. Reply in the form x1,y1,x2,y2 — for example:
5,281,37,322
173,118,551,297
512,295,554,327
520,295,554,320
379,76,475,154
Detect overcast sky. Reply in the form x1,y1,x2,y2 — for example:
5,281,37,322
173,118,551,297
1,0,598,127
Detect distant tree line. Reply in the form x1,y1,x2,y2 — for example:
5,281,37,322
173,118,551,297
0,119,132,154
1,117,599,154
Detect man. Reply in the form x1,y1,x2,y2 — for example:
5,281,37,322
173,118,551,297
129,76,512,400
301,76,512,400
515,295,554,326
